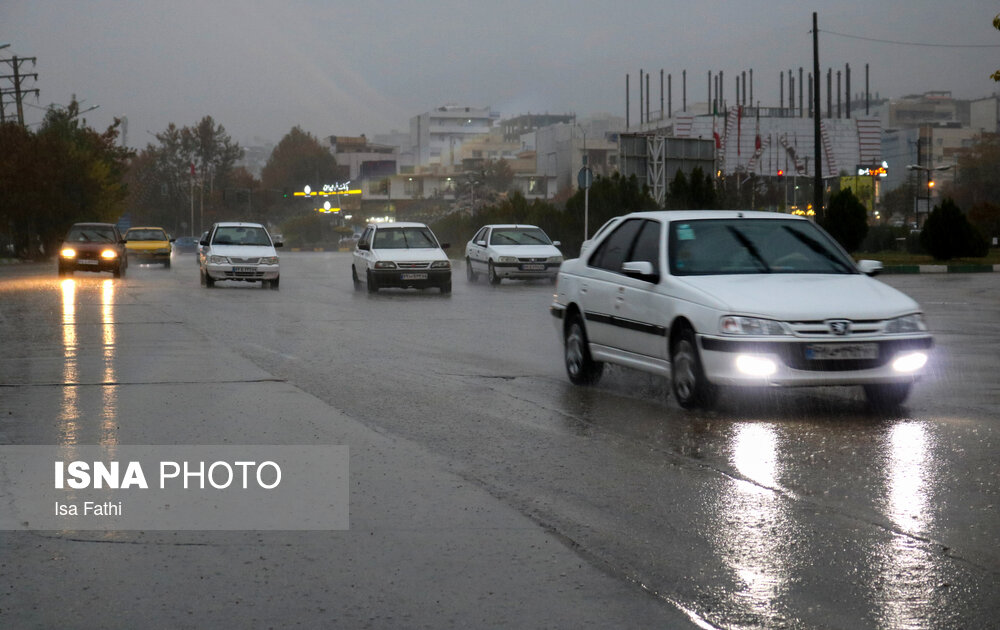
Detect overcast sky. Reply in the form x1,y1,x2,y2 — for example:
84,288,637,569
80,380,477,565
4,1,999,149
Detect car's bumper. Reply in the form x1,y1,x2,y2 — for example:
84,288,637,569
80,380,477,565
492,261,559,279
127,250,171,263
698,334,934,386
60,258,121,273
205,263,279,281
372,268,451,288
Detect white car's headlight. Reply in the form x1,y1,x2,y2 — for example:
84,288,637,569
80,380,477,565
548,256,564,263
374,261,397,269
260,256,279,265
431,260,450,269
884,314,926,334
498,256,517,263
208,255,229,264
720,316,789,336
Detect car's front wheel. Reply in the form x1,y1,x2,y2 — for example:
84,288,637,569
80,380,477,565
488,261,501,285
466,258,478,282
670,327,716,409
352,266,362,290
440,281,452,294
564,314,603,385
366,270,378,293
863,383,912,410
204,271,215,288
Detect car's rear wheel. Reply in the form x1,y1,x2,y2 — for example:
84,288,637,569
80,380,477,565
466,258,478,282
488,261,501,285
564,314,603,385
863,383,912,410
366,270,378,293
671,326,716,409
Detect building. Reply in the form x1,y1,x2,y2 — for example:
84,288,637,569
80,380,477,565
500,113,575,144
535,115,625,195
323,135,398,181
409,105,500,167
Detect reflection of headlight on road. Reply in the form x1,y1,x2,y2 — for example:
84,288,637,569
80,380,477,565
61,248,77,258
100,249,118,259
892,352,928,373
735,354,777,377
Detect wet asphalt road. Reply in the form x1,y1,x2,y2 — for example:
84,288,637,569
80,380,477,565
1,252,998,629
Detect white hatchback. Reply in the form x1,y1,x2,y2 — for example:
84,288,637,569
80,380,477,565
465,224,563,284
352,222,452,293
199,222,282,289
551,210,933,409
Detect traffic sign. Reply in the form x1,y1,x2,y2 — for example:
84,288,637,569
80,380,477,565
577,166,593,190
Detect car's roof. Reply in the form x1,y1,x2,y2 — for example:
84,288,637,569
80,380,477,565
70,222,117,228
125,226,168,231
624,210,809,222
371,222,428,228
214,221,266,228
480,224,542,230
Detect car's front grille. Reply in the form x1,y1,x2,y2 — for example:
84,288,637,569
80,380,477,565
224,270,264,279
229,257,261,264
397,262,430,269
786,319,884,337
517,257,548,263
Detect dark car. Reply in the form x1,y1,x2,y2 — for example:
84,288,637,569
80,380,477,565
173,235,200,254
58,223,129,277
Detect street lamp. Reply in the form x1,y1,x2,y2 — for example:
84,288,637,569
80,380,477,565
906,164,952,226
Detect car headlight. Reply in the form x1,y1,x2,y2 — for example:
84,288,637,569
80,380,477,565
498,256,517,263
100,249,118,259
259,256,279,265
720,316,789,336
884,313,927,334
548,256,564,263
208,255,229,264
61,248,77,258
374,261,397,269
431,260,451,269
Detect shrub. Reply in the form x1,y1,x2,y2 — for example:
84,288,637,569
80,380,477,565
820,188,869,252
920,198,989,260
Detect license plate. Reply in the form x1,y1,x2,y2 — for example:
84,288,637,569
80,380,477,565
233,266,255,273
400,273,428,280
520,264,545,271
805,343,878,360
78,259,99,265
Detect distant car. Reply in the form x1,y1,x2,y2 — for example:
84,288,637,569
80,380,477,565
338,233,361,250
173,235,200,254
551,210,933,410
124,226,174,267
465,224,563,285
58,222,128,278
199,222,282,289
352,222,451,293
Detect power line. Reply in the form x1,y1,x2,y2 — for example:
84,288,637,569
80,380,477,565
821,28,1000,48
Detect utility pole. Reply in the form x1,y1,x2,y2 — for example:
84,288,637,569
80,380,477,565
0,54,40,126
812,12,824,220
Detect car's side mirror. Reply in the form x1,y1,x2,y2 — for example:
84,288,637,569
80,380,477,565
553,241,561,247
440,243,451,250
199,240,208,246
857,259,883,276
169,238,176,242
476,240,486,247
357,242,370,251
274,242,283,248
621,261,659,283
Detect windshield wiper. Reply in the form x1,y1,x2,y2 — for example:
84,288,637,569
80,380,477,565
781,226,854,274
725,226,771,273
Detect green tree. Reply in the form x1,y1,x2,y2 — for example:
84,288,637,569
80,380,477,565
920,198,988,260
993,14,1000,82
261,127,338,194
820,188,869,252
967,201,1000,245
666,170,689,209
945,133,1000,211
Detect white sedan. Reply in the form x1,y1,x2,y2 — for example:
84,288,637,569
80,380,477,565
199,222,282,289
465,224,563,284
551,210,933,410
352,222,452,293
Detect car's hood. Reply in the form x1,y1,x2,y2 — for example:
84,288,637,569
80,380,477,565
126,241,170,251
211,244,277,258
677,274,921,320
372,247,447,262
488,244,561,258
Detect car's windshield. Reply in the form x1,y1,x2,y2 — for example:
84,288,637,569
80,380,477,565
66,227,116,243
373,227,438,249
669,219,856,276
212,226,271,246
126,229,168,241
489,228,551,246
